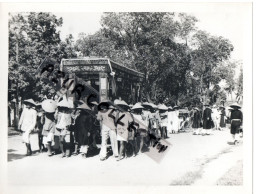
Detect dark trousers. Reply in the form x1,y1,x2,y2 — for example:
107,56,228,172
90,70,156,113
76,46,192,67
38,131,44,151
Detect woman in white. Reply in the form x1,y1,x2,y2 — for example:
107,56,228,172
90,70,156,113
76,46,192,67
18,99,37,156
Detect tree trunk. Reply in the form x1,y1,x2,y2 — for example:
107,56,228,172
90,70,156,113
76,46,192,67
14,39,20,130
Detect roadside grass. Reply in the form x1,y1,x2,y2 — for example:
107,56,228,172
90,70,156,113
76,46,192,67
216,160,243,185
171,170,202,185
170,146,235,185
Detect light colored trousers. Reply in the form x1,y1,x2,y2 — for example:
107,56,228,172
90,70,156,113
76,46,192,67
232,134,241,141
80,145,88,154
99,124,118,159
213,118,220,130
22,131,31,143
193,128,202,134
201,129,212,135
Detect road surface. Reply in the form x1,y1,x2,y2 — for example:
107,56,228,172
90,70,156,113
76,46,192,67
7,128,243,186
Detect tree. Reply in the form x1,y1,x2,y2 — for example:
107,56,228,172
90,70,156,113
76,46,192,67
189,30,234,103
176,13,198,46
99,12,192,103
74,12,235,106
236,67,243,102
8,12,77,127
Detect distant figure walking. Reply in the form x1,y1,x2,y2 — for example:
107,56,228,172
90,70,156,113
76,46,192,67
202,104,213,135
229,103,243,145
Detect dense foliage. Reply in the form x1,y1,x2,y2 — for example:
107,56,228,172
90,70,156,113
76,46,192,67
9,12,240,110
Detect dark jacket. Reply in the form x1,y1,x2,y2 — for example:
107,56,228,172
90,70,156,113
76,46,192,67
203,107,213,129
74,111,94,146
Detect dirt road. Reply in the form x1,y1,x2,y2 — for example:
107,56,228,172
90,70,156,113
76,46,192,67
7,128,243,186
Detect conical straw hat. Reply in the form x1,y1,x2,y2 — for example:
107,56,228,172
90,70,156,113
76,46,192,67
41,99,57,113
24,99,36,106
230,102,241,109
131,103,144,110
158,104,168,110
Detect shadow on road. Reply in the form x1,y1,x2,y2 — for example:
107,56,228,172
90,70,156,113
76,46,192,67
227,141,235,145
8,149,26,162
8,149,40,162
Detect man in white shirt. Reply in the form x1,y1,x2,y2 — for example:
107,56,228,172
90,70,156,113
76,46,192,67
18,99,37,156
96,100,118,161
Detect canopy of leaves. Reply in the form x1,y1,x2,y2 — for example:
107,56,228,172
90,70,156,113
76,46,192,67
75,12,236,105
9,12,77,102
9,12,239,107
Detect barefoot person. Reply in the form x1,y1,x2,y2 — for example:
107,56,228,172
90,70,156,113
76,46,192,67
18,99,37,156
41,99,57,156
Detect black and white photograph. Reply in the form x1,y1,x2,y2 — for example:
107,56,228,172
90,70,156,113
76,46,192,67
0,2,253,194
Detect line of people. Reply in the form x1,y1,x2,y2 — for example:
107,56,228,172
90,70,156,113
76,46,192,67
18,98,243,160
18,98,178,160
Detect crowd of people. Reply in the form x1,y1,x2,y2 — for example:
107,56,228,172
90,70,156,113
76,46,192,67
18,96,243,161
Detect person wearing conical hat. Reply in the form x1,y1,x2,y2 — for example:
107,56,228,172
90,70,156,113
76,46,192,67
18,99,37,156
97,99,118,161
226,107,233,124
229,103,243,145
131,103,149,154
128,103,143,156
72,103,94,158
149,103,161,144
114,100,134,161
142,103,155,126
158,104,168,139
55,99,73,158
141,102,155,146
41,99,57,156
